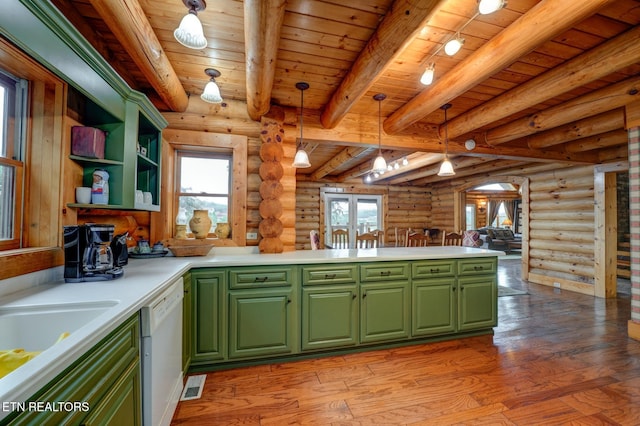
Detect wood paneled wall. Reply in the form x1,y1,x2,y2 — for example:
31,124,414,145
527,165,596,293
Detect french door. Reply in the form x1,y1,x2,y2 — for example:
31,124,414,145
324,194,383,248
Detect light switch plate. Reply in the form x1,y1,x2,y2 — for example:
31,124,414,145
246,232,258,240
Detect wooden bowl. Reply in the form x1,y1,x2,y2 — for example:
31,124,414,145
165,239,214,257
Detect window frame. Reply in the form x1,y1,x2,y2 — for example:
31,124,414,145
174,150,232,238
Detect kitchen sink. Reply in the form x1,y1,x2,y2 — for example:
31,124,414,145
0,300,119,352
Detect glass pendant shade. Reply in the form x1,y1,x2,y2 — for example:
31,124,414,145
444,37,464,56
201,80,222,103
174,12,207,49
420,64,435,85
293,148,311,168
437,158,455,176
372,154,387,174
478,0,506,15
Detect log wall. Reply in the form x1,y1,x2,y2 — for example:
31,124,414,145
295,182,431,250
526,165,596,293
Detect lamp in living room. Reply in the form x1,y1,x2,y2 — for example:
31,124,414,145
502,218,512,229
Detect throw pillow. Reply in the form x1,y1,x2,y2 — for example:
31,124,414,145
462,230,481,247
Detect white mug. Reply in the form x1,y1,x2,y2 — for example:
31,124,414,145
75,187,91,204
143,192,152,204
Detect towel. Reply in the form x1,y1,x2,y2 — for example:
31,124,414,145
0,332,70,379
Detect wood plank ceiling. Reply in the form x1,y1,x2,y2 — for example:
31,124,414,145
51,0,640,186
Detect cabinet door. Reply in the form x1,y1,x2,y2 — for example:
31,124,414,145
191,270,227,364
458,275,497,331
228,288,297,359
412,278,456,337
360,282,410,344
182,273,192,372
82,360,141,426
301,285,358,351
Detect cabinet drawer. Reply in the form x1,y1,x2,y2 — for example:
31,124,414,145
302,265,358,285
412,260,456,279
457,258,497,276
359,262,409,282
229,266,296,288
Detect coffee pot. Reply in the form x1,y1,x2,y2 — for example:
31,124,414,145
83,242,113,272
63,224,125,282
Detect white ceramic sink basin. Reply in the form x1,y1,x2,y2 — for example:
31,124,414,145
0,300,118,351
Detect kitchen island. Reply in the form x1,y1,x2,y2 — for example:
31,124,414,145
0,246,501,422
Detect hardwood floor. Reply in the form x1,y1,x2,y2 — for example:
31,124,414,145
172,259,640,425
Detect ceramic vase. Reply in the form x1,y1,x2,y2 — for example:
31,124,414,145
215,222,231,239
189,209,212,239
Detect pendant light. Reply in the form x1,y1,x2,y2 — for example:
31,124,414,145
420,63,435,86
372,94,387,174
437,103,455,176
174,0,208,50
292,82,311,168
444,34,465,56
201,68,223,103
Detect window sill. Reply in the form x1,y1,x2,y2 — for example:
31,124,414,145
0,247,64,281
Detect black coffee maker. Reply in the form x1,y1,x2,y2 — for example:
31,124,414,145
63,224,127,282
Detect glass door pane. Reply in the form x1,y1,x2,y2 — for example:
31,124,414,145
325,195,350,248
356,198,381,234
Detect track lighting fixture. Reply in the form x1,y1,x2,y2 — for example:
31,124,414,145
478,0,506,15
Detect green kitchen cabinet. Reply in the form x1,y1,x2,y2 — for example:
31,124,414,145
191,269,227,364
228,287,298,359
4,314,141,426
360,281,410,344
301,285,359,351
182,272,192,373
412,277,457,337
457,275,497,331
457,258,498,332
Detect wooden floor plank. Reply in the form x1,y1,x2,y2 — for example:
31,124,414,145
172,259,639,425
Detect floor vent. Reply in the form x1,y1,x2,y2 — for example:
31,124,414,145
180,374,206,401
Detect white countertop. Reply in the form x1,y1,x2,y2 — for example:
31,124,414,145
0,246,501,415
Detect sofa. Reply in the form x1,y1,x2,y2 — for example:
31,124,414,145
476,227,521,252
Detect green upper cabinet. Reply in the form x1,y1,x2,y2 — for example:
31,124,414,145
0,0,166,212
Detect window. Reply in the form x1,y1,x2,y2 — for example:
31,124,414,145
175,151,231,236
0,70,27,250
465,204,476,230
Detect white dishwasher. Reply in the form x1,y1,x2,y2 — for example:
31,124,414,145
140,277,184,426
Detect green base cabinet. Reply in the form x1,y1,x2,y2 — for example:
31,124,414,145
191,270,227,364
301,285,358,351
412,277,456,337
360,282,410,344
458,275,497,331
5,314,141,425
228,287,298,359
182,272,192,373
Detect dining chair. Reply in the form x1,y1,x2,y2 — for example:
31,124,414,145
331,228,349,249
394,227,410,247
356,232,378,248
442,231,463,246
373,229,384,247
406,231,431,247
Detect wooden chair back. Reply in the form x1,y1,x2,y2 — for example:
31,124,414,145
442,231,463,246
406,231,430,247
331,228,349,249
356,232,378,248
369,229,385,247
394,227,409,247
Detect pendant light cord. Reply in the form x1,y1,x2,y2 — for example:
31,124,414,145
299,88,304,149
378,98,382,155
444,107,449,158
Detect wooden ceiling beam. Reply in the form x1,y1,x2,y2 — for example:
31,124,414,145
486,75,640,146
87,0,188,111
244,0,286,121
384,0,617,135
527,109,624,149
320,0,444,129
310,146,371,180
449,25,640,141
563,129,628,153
